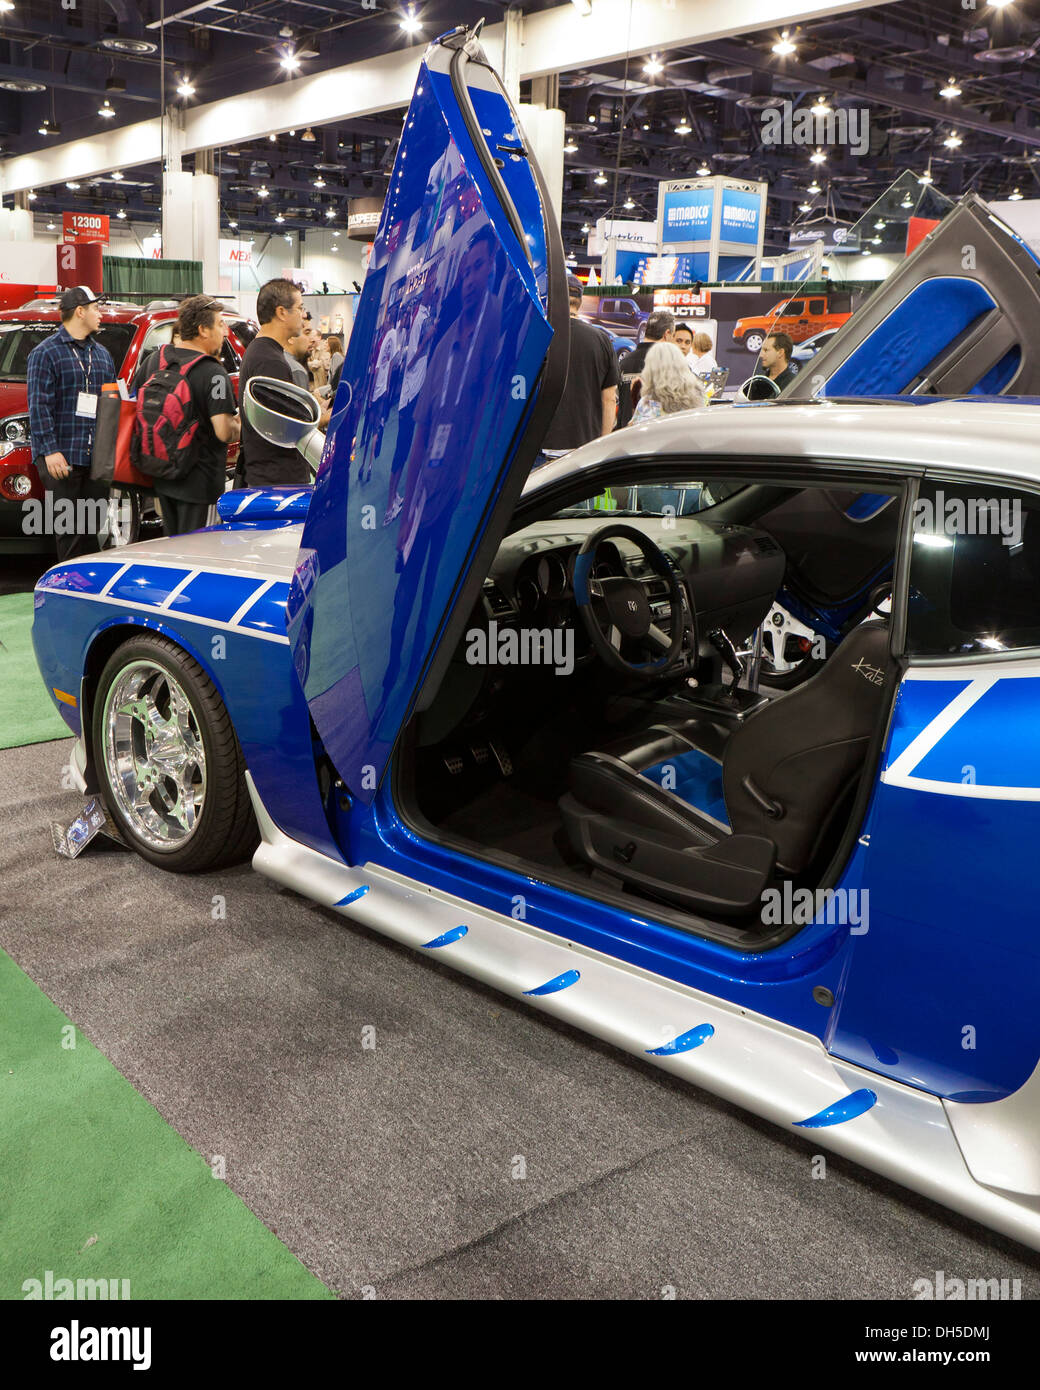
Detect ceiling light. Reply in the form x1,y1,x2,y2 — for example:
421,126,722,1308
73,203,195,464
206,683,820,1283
642,123,650,131
643,55,663,76
939,78,962,98
275,213,285,223
326,207,336,218
874,219,886,229
918,169,933,185
900,193,913,208
772,30,796,56
98,100,115,118
623,196,635,209
696,162,711,176
280,49,301,72
808,179,821,194
257,185,270,198
1009,187,1024,200
301,128,316,142
110,170,123,180
570,0,593,14
810,147,827,164
269,133,277,142
989,0,1014,7
176,79,195,97
26,189,36,200
810,95,831,116
675,120,691,135
799,201,812,212
313,177,326,188
943,131,962,148
871,236,881,245
38,119,59,136
284,234,292,242
594,171,608,185
0,1,15,11
229,219,238,228
581,222,590,233
399,7,422,33
588,115,597,124
862,247,872,256
116,209,126,219
65,180,80,190
564,139,578,153
46,221,55,230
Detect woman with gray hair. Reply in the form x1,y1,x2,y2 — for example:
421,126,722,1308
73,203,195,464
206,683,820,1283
630,341,706,423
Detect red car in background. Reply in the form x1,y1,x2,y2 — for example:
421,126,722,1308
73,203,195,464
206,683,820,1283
0,298,257,554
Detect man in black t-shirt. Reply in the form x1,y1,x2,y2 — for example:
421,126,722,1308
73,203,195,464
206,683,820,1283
153,296,240,537
538,276,620,461
239,279,309,487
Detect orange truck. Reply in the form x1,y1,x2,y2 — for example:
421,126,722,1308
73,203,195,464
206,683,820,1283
733,293,852,354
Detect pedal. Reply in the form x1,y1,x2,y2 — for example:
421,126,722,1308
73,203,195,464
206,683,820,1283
469,744,490,767
443,755,464,776
488,739,513,776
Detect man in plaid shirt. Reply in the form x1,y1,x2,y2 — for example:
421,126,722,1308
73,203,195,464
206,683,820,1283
27,285,116,561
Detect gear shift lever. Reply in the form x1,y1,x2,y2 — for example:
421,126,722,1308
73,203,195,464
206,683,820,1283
707,628,745,686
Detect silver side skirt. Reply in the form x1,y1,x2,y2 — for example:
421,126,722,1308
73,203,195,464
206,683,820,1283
245,772,1040,1253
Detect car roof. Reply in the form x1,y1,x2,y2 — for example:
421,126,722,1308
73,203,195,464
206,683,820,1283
523,398,1040,494
0,303,166,324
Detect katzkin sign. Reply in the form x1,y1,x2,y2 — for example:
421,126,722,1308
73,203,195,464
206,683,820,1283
62,212,109,245
660,185,715,245
789,220,860,253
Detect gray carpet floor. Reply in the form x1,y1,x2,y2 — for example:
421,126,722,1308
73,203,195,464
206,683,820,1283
3,736,1039,1299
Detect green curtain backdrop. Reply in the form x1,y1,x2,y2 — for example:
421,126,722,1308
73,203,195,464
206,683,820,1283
103,256,203,298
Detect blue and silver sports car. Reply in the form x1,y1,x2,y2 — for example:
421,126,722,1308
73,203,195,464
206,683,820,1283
32,27,1040,1252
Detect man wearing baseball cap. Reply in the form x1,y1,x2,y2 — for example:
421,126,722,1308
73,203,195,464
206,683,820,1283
26,285,116,560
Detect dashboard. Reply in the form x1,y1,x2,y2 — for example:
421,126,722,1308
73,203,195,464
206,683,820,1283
480,514,787,658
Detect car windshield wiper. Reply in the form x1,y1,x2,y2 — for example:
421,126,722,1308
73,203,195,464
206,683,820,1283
0,373,27,381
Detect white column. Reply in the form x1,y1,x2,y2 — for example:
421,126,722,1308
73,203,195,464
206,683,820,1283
517,104,564,230
501,7,523,104
192,172,220,290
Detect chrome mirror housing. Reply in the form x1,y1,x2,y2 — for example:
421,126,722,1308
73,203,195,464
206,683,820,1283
243,376,325,473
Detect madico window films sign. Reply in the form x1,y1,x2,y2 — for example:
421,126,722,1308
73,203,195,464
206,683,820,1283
661,185,715,245
719,187,761,246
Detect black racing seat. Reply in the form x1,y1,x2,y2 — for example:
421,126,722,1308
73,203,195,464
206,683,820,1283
560,621,891,916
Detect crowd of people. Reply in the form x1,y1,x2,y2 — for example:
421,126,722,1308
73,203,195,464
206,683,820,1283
25,267,790,559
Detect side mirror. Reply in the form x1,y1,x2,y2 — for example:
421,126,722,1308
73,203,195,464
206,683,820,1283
738,374,782,402
243,375,325,474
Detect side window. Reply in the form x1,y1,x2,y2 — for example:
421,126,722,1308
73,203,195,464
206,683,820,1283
808,298,826,315
229,319,257,350
908,481,1040,655
139,321,175,356
784,300,804,317
220,332,240,373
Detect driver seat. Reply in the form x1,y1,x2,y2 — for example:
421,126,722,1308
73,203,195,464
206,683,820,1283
559,621,890,915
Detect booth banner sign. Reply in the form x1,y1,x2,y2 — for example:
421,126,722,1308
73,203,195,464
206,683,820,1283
661,185,715,245
62,212,109,245
638,253,704,285
653,287,710,318
719,187,761,246
589,216,657,256
348,210,381,237
789,221,860,252
219,239,253,268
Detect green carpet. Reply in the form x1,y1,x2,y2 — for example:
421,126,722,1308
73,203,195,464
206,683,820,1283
0,948,334,1300
0,593,70,750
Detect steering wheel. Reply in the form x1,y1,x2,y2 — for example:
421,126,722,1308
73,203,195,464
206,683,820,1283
573,523,692,678
738,374,781,402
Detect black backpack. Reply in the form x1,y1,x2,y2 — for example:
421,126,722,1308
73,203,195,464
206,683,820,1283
130,345,209,480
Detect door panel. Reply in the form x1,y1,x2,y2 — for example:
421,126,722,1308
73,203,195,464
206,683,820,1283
287,29,566,804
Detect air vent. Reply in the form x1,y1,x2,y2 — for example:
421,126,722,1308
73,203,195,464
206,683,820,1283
756,535,782,554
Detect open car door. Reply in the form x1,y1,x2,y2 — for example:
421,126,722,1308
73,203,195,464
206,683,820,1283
287,26,567,804
784,194,1040,399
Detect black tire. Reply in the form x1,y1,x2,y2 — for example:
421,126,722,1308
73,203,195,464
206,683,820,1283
92,633,259,872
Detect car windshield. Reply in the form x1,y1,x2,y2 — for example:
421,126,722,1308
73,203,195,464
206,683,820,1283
553,480,746,518
0,321,136,380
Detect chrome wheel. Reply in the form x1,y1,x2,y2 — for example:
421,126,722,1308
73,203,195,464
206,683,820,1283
102,661,207,849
